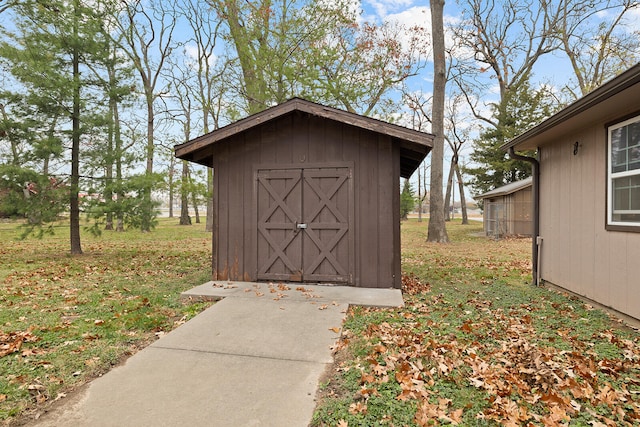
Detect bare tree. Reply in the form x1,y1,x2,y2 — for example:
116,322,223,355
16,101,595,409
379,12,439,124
417,162,430,222
555,0,640,97
428,0,448,243
405,90,432,223
116,0,178,231
165,54,195,226
453,0,559,115
449,0,564,197
208,0,429,116
178,0,227,232
444,93,472,224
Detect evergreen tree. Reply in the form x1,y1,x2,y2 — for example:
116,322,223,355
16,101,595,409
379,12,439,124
400,179,415,221
464,78,558,197
0,0,111,252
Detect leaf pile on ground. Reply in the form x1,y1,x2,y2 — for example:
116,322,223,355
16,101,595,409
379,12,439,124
312,220,640,426
0,219,213,424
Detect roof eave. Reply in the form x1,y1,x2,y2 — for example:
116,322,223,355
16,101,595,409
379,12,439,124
475,177,533,199
175,98,434,177
502,62,640,151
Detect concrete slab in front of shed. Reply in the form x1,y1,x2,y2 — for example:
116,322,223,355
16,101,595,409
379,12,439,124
153,297,345,363
182,281,405,308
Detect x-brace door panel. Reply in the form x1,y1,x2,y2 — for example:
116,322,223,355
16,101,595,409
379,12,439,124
256,169,303,281
302,168,352,283
256,166,353,284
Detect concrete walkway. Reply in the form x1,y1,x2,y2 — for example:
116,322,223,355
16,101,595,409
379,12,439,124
31,281,403,427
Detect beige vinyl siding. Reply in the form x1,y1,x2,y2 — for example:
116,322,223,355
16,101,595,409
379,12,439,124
539,120,640,320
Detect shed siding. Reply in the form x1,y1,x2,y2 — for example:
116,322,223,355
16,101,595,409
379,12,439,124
482,187,532,237
512,187,532,235
210,112,400,288
538,119,640,319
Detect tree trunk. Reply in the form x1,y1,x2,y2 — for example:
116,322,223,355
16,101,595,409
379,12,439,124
168,154,175,218
206,168,214,232
455,162,468,224
141,89,154,232
114,89,125,233
105,66,116,231
444,156,455,221
70,0,82,255
417,165,422,223
188,167,200,224
192,193,200,224
180,160,191,225
427,0,449,243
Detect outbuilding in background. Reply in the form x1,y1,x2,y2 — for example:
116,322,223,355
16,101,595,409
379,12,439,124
476,177,533,239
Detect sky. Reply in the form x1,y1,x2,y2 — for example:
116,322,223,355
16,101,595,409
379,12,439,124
172,0,640,200
353,0,638,204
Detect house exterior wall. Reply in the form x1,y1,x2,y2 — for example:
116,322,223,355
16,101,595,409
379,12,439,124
209,111,402,288
538,120,640,320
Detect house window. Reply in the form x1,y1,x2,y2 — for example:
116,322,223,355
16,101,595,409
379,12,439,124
608,115,640,227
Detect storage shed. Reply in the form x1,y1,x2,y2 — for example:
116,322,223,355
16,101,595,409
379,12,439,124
175,98,433,288
477,177,533,238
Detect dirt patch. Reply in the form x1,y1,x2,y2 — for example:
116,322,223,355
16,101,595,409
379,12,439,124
314,331,355,407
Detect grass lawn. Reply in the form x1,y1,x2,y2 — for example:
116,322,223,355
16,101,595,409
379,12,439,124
0,218,213,424
312,219,640,426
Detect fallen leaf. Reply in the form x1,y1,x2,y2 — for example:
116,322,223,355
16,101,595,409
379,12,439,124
329,327,341,333
349,401,367,415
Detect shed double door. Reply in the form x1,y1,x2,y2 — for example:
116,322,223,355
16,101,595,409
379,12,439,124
256,167,353,284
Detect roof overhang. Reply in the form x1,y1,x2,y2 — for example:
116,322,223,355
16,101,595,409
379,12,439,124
503,62,640,151
475,176,533,200
175,98,433,179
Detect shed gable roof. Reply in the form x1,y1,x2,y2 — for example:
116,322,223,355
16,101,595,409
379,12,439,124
504,62,640,151
175,98,433,178
476,177,532,200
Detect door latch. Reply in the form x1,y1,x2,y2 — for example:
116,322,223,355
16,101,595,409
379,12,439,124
296,223,307,229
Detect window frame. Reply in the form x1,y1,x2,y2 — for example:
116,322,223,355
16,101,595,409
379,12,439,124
607,113,640,230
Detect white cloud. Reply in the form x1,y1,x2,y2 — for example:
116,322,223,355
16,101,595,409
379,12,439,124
386,6,431,31
183,43,217,68
622,6,640,33
384,6,431,56
366,0,415,19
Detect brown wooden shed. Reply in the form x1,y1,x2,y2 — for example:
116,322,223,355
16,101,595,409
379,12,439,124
477,177,533,238
175,98,433,288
